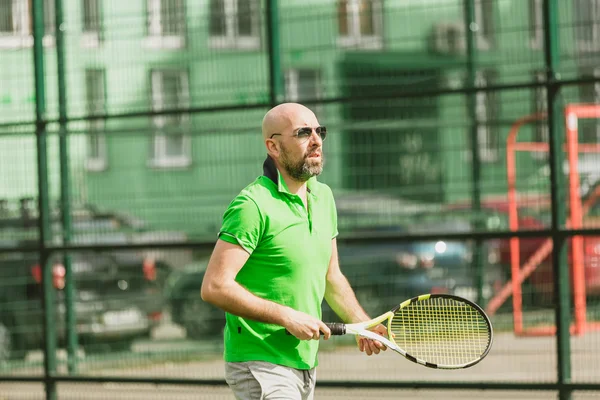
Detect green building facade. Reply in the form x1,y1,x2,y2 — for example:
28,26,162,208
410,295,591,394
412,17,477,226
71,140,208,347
1,0,599,239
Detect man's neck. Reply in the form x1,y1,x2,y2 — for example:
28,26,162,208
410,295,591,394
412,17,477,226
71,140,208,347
278,168,307,196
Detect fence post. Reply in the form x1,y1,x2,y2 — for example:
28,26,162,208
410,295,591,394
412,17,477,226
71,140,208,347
32,0,58,398
266,0,283,106
55,0,78,375
543,0,571,399
463,0,485,306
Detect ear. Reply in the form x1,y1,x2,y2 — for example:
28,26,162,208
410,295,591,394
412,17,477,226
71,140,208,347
265,139,280,158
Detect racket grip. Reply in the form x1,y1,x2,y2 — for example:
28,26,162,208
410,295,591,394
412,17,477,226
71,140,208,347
284,322,346,336
325,322,346,335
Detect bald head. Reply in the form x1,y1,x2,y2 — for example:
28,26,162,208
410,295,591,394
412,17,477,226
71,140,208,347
261,103,318,141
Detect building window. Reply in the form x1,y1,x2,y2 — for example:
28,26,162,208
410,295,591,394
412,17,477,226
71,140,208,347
474,0,494,50
579,69,600,143
474,71,499,162
43,0,55,35
0,0,55,48
81,0,102,47
209,0,260,49
533,71,548,142
337,0,382,49
145,0,186,49
531,70,548,159
0,0,28,42
529,0,543,49
574,0,600,52
150,70,191,168
85,69,107,171
285,69,322,115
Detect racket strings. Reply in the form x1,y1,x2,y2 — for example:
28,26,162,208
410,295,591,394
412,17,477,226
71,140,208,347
390,297,491,367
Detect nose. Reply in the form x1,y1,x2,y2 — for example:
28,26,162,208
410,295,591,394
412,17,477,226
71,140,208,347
309,128,323,145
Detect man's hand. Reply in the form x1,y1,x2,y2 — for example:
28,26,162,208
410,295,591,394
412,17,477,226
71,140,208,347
282,308,331,341
356,324,388,355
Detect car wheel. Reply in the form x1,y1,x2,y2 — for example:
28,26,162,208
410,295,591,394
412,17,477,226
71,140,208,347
180,294,223,340
0,321,12,363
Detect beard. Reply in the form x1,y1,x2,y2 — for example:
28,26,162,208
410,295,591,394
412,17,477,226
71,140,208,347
280,144,324,182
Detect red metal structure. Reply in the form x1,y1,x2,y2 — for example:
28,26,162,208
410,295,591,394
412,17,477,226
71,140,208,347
485,104,600,336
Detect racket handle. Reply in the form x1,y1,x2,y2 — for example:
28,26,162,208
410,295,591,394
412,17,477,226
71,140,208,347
284,322,346,336
325,322,346,335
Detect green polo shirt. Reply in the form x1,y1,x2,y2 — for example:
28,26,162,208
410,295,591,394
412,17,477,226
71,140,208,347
218,156,338,370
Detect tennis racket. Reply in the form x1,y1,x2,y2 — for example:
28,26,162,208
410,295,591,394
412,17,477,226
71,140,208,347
325,293,493,369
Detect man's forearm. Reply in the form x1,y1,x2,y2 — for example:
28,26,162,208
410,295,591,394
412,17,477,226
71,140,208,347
324,271,370,324
202,281,291,326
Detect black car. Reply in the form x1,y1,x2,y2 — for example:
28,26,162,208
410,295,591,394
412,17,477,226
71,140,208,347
329,192,501,317
0,202,171,361
0,249,165,359
324,224,484,321
163,260,224,340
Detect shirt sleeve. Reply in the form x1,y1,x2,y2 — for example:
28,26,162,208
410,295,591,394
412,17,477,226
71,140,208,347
329,188,339,239
218,193,264,254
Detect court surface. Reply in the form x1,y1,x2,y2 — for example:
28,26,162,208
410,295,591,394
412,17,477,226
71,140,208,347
1,331,599,399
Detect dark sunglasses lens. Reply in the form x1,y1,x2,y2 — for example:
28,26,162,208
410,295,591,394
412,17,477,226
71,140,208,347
297,128,312,138
297,127,326,140
317,127,327,140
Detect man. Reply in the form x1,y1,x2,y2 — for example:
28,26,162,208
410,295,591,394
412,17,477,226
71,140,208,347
201,103,386,400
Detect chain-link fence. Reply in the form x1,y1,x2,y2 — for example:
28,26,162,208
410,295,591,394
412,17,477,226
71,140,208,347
1,0,600,399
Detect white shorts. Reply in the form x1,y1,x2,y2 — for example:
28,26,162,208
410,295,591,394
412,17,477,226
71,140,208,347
224,361,316,400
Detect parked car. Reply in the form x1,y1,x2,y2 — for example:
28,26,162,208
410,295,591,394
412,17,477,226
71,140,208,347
0,247,165,360
163,260,224,339
0,201,174,361
326,222,500,321
333,192,503,317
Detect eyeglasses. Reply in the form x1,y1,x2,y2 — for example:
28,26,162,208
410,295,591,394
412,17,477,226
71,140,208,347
270,126,327,143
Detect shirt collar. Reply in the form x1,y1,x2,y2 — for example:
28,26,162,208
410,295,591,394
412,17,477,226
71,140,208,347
262,156,317,196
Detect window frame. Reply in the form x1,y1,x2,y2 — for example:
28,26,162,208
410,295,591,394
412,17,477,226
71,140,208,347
84,68,108,172
208,0,261,50
531,70,549,159
0,0,55,48
144,0,186,49
529,0,543,50
81,0,103,48
284,68,323,116
149,69,192,169
337,0,383,50
474,70,500,163
575,0,600,52
578,68,600,143
474,0,495,50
